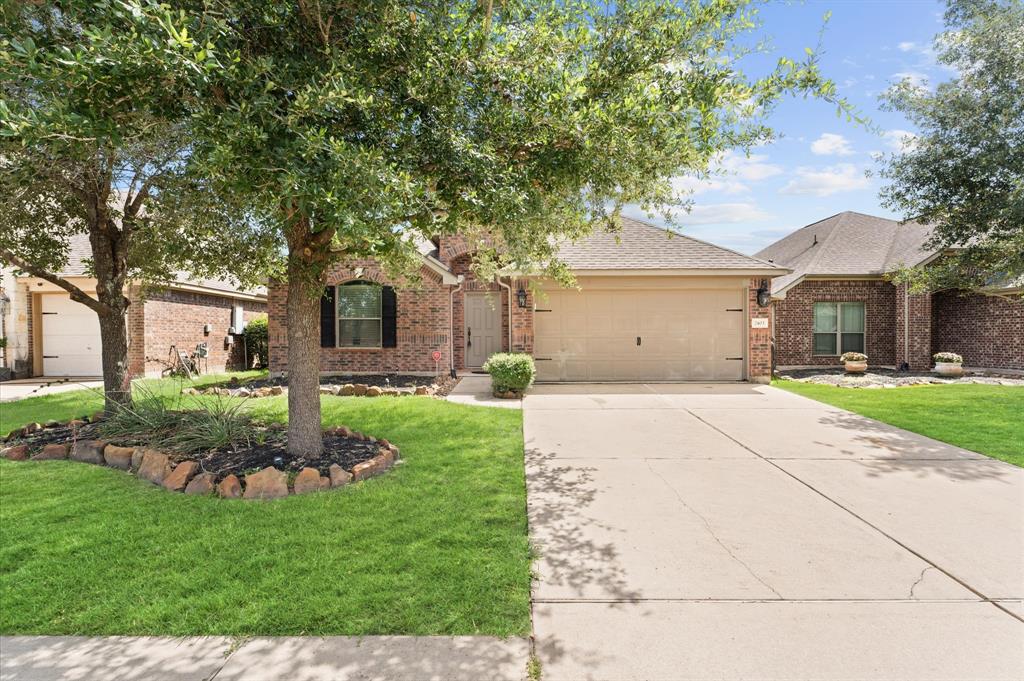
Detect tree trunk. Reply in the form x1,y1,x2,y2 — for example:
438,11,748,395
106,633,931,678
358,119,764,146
96,302,131,412
284,217,335,458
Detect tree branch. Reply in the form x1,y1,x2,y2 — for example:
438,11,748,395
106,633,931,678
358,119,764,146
0,248,110,315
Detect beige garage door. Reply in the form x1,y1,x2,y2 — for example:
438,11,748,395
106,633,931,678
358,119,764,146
534,285,746,381
41,293,103,376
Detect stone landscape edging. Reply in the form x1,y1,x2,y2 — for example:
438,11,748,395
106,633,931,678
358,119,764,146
1,418,401,500
185,382,434,399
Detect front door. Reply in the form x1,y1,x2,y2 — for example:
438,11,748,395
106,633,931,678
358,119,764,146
465,293,502,368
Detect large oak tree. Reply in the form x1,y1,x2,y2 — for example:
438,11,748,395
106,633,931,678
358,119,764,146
186,0,847,456
0,0,276,410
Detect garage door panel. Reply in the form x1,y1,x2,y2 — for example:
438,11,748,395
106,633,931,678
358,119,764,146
535,284,746,382
41,294,103,376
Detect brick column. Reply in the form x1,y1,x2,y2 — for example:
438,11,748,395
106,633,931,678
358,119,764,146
510,278,534,355
748,279,772,383
894,283,932,370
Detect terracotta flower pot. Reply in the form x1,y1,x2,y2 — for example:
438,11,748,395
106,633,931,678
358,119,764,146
933,362,963,377
844,361,867,374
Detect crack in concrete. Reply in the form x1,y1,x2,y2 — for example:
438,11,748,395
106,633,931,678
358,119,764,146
643,458,784,600
909,566,937,600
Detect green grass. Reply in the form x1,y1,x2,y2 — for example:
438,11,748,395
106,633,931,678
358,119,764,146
774,381,1024,468
0,376,530,636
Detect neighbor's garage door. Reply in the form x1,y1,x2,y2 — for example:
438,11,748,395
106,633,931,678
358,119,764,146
41,293,103,376
534,285,746,381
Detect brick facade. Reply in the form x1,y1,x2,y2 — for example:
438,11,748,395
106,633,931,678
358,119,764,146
894,282,932,370
772,280,897,367
932,291,1023,370
141,289,266,377
748,279,772,383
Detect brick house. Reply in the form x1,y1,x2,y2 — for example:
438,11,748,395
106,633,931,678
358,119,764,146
1,235,267,379
755,211,1023,371
268,218,787,383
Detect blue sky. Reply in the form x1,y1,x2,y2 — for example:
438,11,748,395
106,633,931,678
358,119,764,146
623,0,953,255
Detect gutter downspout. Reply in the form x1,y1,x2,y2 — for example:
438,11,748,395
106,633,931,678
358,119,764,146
449,275,465,377
496,277,513,352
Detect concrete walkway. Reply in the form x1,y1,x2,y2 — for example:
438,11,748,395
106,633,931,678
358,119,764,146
0,377,103,402
445,374,522,409
525,383,1024,680
0,635,530,680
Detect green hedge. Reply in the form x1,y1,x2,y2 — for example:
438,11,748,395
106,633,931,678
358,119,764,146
242,315,269,368
482,353,535,394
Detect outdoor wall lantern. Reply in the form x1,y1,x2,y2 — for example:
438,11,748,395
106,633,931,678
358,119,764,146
755,280,771,308
516,286,528,308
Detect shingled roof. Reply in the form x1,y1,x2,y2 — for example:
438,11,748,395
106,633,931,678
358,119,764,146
754,211,937,295
555,217,786,272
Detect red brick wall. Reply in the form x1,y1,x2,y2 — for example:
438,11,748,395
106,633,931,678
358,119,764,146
748,279,771,382
141,289,266,376
268,259,453,375
772,280,897,367
931,291,1023,370
127,289,146,377
894,283,932,370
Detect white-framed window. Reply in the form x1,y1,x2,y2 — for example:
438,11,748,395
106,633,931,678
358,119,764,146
813,302,865,355
337,282,382,348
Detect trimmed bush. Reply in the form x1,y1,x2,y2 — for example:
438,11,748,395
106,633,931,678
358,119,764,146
243,315,269,368
933,351,963,364
840,352,867,363
482,353,535,395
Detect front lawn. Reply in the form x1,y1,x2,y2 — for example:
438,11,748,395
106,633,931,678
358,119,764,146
0,380,530,636
774,381,1024,468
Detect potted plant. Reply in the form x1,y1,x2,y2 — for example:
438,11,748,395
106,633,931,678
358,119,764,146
840,352,868,374
482,352,536,398
932,352,964,377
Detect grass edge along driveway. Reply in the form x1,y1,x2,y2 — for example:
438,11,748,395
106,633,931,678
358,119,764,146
774,380,1024,468
0,378,531,637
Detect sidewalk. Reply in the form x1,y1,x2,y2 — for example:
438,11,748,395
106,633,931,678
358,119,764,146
0,635,530,681
445,374,522,409
0,377,103,402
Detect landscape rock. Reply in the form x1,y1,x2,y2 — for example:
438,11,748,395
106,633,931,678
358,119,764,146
352,458,383,482
137,449,171,485
243,466,288,500
32,443,69,460
414,386,429,396
377,448,395,469
131,448,146,471
67,419,86,430
44,420,61,429
184,472,216,495
352,384,368,396
319,386,335,395
163,460,199,491
22,422,42,436
269,386,284,396
217,474,243,498
365,386,383,397
293,467,323,494
319,475,330,490
103,445,135,470
70,440,107,465
328,463,352,488
1,444,29,461
339,384,356,396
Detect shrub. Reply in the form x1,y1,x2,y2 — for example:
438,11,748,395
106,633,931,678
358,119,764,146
482,353,535,394
243,315,269,368
933,352,963,364
840,352,868,363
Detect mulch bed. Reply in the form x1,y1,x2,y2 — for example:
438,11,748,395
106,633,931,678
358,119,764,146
213,373,458,397
5,420,385,481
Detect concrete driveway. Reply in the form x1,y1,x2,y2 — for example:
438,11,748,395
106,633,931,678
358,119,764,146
525,383,1024,680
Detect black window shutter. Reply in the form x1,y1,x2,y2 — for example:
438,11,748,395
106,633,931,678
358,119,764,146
381,286,397,348
320,286,336,348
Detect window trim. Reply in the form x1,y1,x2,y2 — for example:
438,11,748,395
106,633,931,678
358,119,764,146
812,301,865,356
336,281,383,349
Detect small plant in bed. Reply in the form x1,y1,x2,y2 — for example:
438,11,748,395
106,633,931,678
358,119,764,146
840,352,868,374
483,353,535,398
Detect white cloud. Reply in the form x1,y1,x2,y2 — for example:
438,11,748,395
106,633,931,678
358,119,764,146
676,202,772,224
670,150,783,197
897,41,918,52
890,71,930,88
779,164,871,197
882,129,919,152
810,133,855,156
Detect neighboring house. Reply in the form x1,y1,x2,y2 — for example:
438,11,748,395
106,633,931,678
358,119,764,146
756,211,1023,371
1,235,267,379
267,217,787,383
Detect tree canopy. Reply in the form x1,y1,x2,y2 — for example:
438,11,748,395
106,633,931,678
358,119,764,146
879,0,1024,294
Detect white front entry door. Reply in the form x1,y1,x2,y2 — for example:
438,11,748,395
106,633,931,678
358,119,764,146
41,293,103,376
533,285,746,381
465,293,502,368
